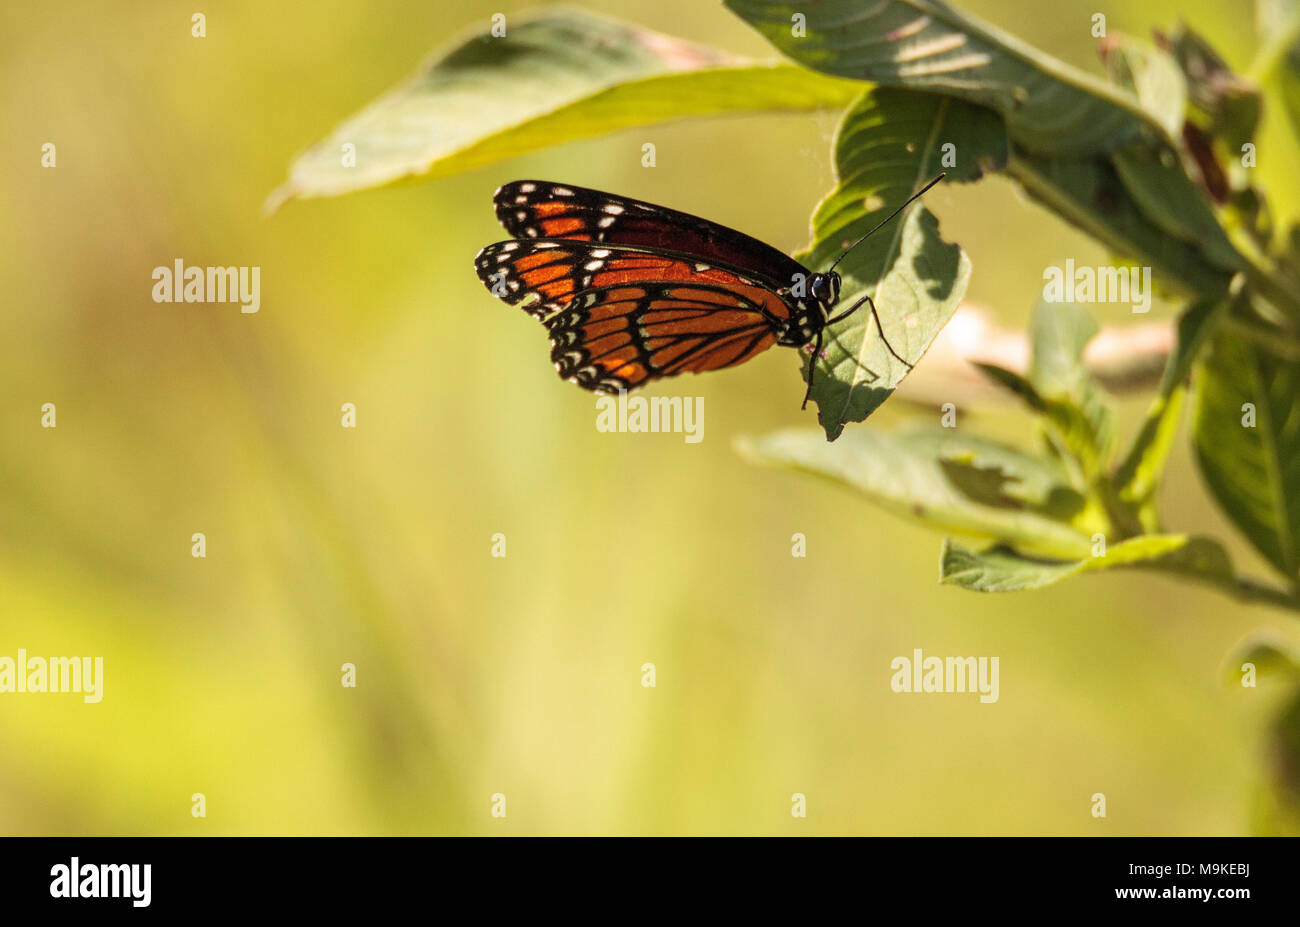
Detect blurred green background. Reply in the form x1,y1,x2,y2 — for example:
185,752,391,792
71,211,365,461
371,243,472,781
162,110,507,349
2,0,1298,835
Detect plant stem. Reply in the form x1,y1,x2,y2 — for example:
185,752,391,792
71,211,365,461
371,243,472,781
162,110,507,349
1233,577,1300,612
1156,563,1300,615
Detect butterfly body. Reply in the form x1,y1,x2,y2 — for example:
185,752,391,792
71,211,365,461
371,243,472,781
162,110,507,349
474,177,939,402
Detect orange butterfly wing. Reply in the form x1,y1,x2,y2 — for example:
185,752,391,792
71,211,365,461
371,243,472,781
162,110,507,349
547,282,781,392
492,180,808,290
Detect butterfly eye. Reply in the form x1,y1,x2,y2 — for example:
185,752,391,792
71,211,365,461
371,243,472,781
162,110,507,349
810,274,839,305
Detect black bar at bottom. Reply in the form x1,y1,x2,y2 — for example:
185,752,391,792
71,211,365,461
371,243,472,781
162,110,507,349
0,837,1284,914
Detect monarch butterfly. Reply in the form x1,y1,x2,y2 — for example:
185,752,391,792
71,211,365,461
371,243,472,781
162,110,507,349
474,174,945,408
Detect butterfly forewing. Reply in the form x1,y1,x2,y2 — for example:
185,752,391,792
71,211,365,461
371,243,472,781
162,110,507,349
494,180,812,291
473,238,797,326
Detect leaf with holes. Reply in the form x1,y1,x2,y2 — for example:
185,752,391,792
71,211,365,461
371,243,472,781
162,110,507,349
799,88,1007,440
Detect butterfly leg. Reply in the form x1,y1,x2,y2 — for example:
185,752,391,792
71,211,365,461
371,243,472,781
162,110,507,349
826,291,914,370
801,328,824,410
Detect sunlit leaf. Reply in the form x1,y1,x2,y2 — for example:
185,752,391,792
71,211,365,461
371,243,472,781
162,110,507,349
1101,32,1187,138
1222,631,1300,685
722,1,1242,291
1113,295,1228,527
737,425,1095,558
798,88,1006,439
1254,0,1300,149
1027,302,1113,471
940,534,1232,592
267,8,862,209
1193,324,1300,579
724,0,1155,156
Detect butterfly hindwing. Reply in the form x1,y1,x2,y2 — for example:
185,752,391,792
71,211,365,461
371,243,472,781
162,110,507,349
493,180,811,290
546,282,781,392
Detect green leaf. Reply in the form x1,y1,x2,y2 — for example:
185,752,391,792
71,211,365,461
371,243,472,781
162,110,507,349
1193,324,1300,580
724,0,1156,156
1109,146,1242,271
1007,152,1236,297
725,0,1244,290
1254,0,1300,147
267,8,862,209
1221,631,1300,685
1100,33,1187,138
970,362,1086,470
1164,23,1270,248
1113,295,1227,524
973,359,1109,485
940,534,1232,592
736,425,1095,559
1262,688,1300,834
799,88,1005,440
1170,23,1261,152
1030,300,1098,395
1029,301,1113,473
1105,29,1265,256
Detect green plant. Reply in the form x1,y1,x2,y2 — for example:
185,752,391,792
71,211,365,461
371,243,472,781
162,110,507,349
269,4,1299,613
269,1,1300,831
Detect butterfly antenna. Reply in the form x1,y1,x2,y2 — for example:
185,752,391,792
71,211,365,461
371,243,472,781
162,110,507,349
826,173,947,274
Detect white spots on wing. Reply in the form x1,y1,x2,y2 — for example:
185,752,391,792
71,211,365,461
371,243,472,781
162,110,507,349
602,204,625,215
519,182,537,193
591,249,610,258
584,260,604,271
693,263,711,272
501,241,519,252
514,195,528,204
597,216,616,228
552,186,574,196
525,228,539,237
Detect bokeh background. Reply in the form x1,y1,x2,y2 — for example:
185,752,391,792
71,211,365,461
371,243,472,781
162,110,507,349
2,0,1298,835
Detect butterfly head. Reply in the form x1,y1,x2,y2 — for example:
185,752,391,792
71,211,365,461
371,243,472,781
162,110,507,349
809,271,840,312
